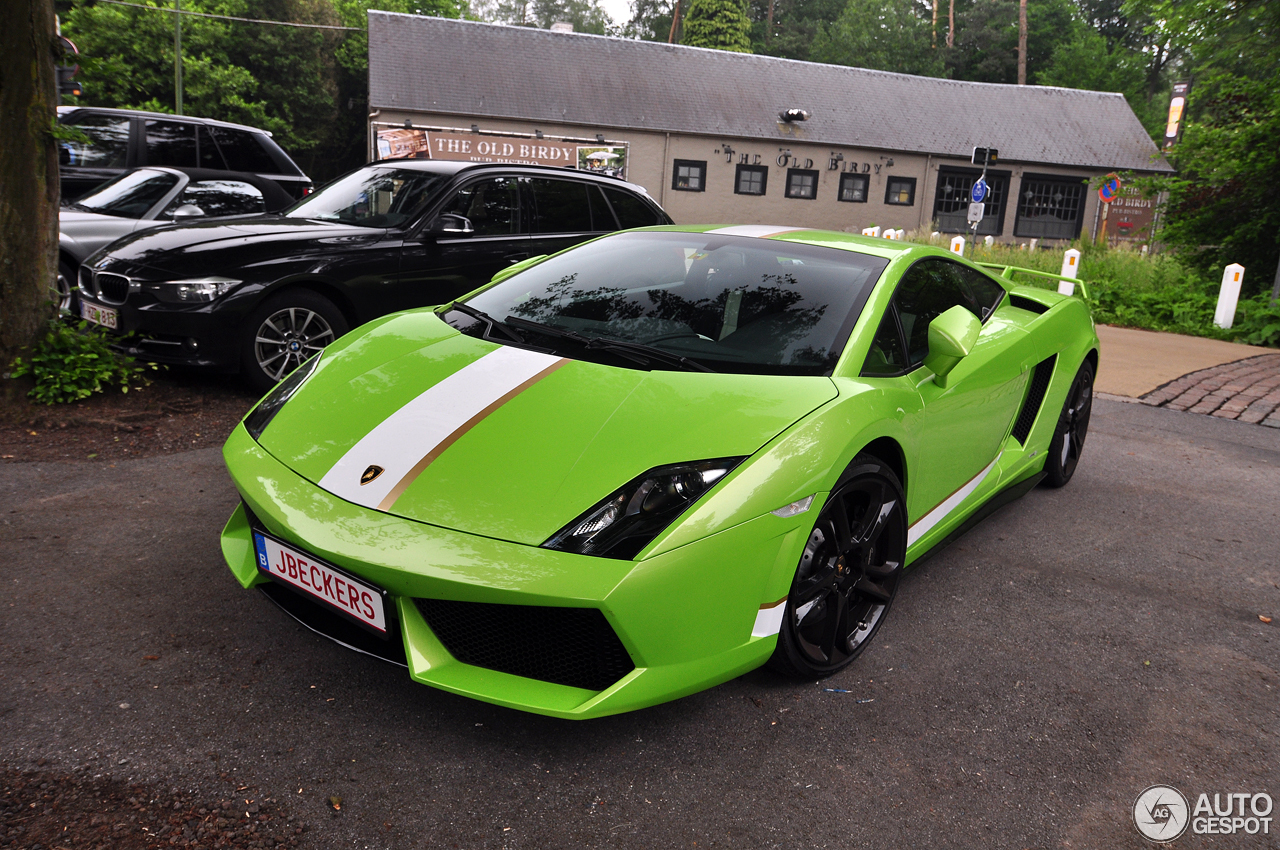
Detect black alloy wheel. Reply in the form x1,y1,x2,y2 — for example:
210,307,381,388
1044,359,1094,488
769,455,907,678
242,291,348,393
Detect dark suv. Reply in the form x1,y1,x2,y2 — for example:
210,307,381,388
77,160,672,390
57,106,312,201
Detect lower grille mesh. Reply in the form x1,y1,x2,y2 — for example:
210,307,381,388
416,599,634,692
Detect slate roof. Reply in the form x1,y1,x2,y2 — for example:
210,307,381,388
368,12,1172,174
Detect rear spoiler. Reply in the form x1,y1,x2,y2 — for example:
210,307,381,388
976,262,1092,302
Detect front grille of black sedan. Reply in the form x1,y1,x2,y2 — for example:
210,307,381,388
415,599,635,692
95,272,132,304
78,266,96,298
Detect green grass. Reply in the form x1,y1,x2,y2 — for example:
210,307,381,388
904,230,1280,349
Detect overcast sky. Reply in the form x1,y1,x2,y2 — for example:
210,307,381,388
602,0,631,30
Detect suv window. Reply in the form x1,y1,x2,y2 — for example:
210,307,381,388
602,187,662,229
60,114,130,168
209,126,279,173
442,178,520,236
146,120,197,167
528,178,596,233
162,179,266,219
197,125,226,170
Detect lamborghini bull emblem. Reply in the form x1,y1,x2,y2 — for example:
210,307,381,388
360,465,385,486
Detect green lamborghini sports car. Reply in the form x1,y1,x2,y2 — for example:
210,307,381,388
220,225,1098,719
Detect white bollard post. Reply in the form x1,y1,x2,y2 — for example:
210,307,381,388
883,229,896,240
950,236,965,256
862,226,881,237
1058,248,1081,295
931,231,941,242
896,229,906,240
984,235,994,247
1140,244,1149,257
1214,263,1246,329
1030,238,1038,251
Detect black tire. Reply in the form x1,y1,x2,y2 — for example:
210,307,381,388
241,290,348,393
1043,359,1094,488
55,259,76,316
768,455,907,678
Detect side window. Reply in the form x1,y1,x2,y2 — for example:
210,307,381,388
735,164,768,196
441,177,520,236
602,187,663,229
671,159,705,192
145,120,197,167
950,263,1007,319
528,178,595,234
861,307,908,376
587,185,617,230
893,259,977,366
838,173,868,203
197,125,226,170
209,127,279,173
163,180,265,219
60,114,130,168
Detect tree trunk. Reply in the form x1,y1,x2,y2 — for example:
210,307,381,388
1017,0,1027,84
947,0,954,48
766,0,775,46
0,0,59,411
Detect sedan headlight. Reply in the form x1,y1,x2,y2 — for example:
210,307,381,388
243,353,322,441
144,276,241,303
543,458,743,560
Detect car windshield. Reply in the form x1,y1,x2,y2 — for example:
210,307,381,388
448,231,890,376
284,167,447,228
70,169,180,218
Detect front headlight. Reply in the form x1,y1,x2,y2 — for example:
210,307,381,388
543,458,744,560
144,276,241,303
243,353,322,441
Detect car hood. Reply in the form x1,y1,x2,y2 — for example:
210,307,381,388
90,215,386,276
255,311,837,546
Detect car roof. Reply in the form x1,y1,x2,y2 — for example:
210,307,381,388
365,158,656,195
111,166,297,212
57,105,274,137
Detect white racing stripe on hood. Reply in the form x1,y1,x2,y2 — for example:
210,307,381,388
318,345,565,511
706,225,802,239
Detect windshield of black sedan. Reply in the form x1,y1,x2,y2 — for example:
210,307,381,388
448,232,889,376
285,167,446,228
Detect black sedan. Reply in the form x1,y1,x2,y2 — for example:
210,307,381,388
78,160,671,390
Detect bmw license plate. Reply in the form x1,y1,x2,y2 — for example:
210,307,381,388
80,300,118,329
252,531,387,634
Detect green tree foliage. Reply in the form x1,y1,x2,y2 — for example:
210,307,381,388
810,0,941,75
745,0,844,60
943,0,1074,84
682,0,752,52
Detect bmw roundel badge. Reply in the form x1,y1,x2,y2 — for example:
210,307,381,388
360,465,385,485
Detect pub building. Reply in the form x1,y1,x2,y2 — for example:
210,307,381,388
367,11,1172,244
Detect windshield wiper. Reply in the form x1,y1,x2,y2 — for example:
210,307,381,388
447,302,526,344
505,316,714,373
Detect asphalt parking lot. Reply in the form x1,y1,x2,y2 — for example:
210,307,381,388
2,398,1277,849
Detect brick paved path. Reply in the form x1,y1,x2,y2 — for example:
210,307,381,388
1141,353,1280,426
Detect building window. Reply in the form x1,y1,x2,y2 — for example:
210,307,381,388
885,177,916,206
735,164,768,196
785,168,818,199
672,159,706,192
1013,174,1087,240
932,167,1009,236
838,173,869,203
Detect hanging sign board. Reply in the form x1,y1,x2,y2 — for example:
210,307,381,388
971,177,989,204
373,125,629,179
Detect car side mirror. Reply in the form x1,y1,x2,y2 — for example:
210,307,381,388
923,305,981,387
429,213,475,236
171,204,206,220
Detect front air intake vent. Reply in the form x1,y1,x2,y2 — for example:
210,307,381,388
416,599,634,692
1011,355,1057,445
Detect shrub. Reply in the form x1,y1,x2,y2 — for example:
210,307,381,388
9,320,159,404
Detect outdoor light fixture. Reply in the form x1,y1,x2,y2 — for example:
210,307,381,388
471,124,479,133
596,133,605,143
403,119,412,128
832,153,844,161
535,129,544,139
779,109,810,123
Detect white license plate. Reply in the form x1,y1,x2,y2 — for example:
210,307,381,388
252,532,387,634
80,300,118,329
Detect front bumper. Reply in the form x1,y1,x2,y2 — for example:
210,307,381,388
221,424,810,719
